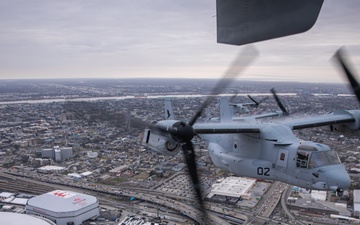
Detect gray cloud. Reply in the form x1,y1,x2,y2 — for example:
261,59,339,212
0,0,359,82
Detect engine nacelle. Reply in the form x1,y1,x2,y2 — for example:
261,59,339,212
327,110,360,132
143,128,181,156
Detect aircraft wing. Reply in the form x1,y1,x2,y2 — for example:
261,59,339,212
280,110,360,130
194,122,260,134
217,0,324,45
207,111,283,122
229,103,255,107
233,112,284,121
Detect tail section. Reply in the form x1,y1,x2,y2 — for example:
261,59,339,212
219,97,234,122
164,98,175,120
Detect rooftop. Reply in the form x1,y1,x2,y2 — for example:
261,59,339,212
27,190,98,213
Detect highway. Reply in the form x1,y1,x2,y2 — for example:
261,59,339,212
0,169,303,225
0,171,230,225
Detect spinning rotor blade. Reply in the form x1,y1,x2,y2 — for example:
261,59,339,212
189,45,259,126
147,46,258,223
247,94,268,107
271,88,289,116
181,141,206,211
188,46,258,221
334,48,360,104
247,94,260,106
185,46,258,221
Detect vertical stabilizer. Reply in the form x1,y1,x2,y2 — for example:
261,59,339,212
220,97,234,122
164,98,175,120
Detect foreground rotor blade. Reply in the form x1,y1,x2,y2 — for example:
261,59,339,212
334,48,360,104
189,45,259,126
271,88,289,116
181,141,209,223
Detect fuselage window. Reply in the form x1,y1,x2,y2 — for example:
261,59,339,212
296,151,309,168
280,153,285,161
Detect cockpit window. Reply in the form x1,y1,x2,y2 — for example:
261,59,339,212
309,150,341,169
326,150,341,164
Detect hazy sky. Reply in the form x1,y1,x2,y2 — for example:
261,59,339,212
0,0,359,83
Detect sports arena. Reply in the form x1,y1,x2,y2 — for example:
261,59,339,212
25,190,99,225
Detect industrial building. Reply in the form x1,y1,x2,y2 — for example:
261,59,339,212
42,146,73,162
37,165,66,174
26,190,99,225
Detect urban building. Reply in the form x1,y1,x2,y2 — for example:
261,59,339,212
42,146,73,162
37,165,66,174
207,176,256,200
354,190,360,218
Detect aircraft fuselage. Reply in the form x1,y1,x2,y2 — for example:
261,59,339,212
201,124,350,193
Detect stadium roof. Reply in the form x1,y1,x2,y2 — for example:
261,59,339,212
27,190,98,213
0,212,55,225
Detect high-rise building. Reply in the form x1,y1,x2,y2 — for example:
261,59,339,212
41,146,73,162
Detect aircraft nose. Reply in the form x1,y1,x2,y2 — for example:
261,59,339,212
328,167,351,190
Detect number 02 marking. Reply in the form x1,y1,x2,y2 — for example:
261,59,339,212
257,167,270,176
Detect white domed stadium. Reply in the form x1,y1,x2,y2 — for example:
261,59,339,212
25,190,99,225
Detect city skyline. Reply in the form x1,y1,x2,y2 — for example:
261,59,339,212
0,0,359,83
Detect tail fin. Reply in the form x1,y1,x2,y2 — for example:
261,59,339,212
164,98,175,120
219,97,234,122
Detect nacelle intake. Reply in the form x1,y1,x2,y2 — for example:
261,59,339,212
143,128,181,156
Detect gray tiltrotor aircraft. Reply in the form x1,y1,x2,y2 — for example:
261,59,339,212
229,94,269,113
143,48,359,201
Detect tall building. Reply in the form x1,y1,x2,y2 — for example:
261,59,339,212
42,146,73,162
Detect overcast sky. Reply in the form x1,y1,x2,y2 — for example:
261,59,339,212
0,0,359,83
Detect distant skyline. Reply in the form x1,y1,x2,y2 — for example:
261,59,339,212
0,0,359,83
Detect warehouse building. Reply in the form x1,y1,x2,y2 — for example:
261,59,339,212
207,176,256,200
37,165,66,174
26,190,99,225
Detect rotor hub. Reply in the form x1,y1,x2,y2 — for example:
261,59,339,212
173,122,195,143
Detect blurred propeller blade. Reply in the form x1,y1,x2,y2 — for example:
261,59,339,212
271,88,289,116
181,141,209,222
145,46,259,224
334,48,360,103
189,45,259,126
